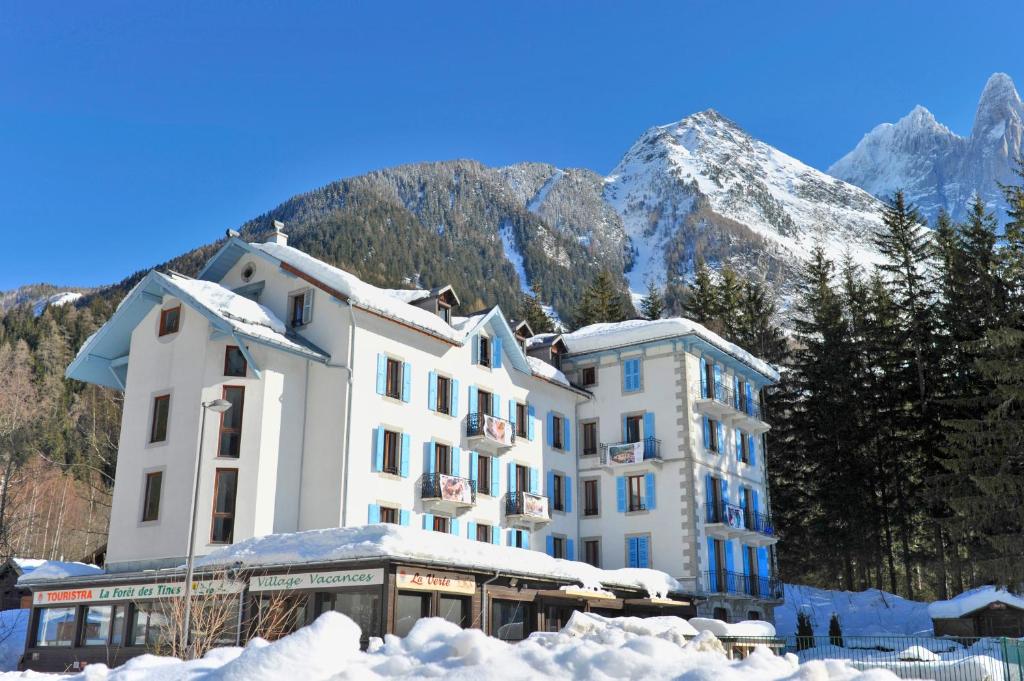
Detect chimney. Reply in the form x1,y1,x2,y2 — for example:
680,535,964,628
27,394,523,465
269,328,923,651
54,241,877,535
266,220,288,246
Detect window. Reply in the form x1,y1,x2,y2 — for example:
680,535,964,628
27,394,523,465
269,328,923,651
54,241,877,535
434,443,451,475
707,418,721,452
491,599,528,641
141,472,162,522
211,469,238,544
552,474,565,512
583,479,599,517
289,290,312,327
382,430,400,475
81,605,126,647
627,474,645,512
704,361,716,399
580,366,597,386
217,386,245,458
511,529,527,548
158,306,180,336
583,540,600,567
582,421,598,455
476,523,492,542
743,487,755,527
379,506,398,525
438,595,468,627
477,454,492,494
478,336,491,367
747,610,761,621
439,303,452,324
35,607,76,647
515,465,528,495
624,415,642,443
739,430,751,464
551,535,565,559
432,515,450,533
552,414,564,450
477,390,493,416
385,358,403,399
515,402,528,438
150,395,170,443
131,602,170,646
436,375,452,415
713,607,729,623
395,592,431,638
224,346,247,377
623,358,641,392
314,591,381,641
626,535,650,568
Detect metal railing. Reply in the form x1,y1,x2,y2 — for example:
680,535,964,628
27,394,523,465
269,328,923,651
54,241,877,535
785,635,1024,681
699,382,763,420
600,437,662,464
420,472,477,504
705,502,775,538
466,412,516,445
702,570,783,600
505,491,550,519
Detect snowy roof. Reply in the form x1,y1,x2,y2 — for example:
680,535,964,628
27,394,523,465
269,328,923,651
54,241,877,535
688,617,776,638
195,524,683,599
928,586,1024,619
380,284,460,306
563,318,780,382
525,333,562,350
526,356,572,388
16,560,104,585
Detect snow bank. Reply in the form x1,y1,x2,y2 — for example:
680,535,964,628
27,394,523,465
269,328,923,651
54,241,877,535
1,611,904,681
564,318,780,382
16,560,103,585
776,584,933,637
689,617,777,638
195,524,681,598
928,585,1024,619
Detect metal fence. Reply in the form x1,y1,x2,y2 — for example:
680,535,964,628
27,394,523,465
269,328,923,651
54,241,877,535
781,635,1024,681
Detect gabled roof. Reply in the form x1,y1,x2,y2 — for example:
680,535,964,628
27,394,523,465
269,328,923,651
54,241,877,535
381,285,460,307
526,333,563,350
66,271,329,389
510,319,534,338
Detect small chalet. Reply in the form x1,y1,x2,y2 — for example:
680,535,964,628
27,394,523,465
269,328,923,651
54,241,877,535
929,586,1024,638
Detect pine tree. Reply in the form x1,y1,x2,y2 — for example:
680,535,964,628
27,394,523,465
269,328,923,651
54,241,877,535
735,279,787,366
828,613,844,647
796,611,814,651
520,284,555,334
717,267,745,337
572,270,631,329
639,280,665,321
684,260,719,324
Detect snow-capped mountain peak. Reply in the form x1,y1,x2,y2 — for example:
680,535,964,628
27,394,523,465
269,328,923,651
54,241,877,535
972,72,1022,138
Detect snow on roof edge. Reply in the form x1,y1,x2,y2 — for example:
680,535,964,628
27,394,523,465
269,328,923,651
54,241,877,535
928,585,1024,619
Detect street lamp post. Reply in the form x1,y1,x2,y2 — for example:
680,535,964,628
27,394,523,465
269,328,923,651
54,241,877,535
182,398,232,658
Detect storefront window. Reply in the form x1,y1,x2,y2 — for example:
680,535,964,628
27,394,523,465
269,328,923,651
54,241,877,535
491,600,527,641
394,592,430,638
315,591,381,639
132,602,171,647
36,607,76,647
81,604,126,646
438,596,467,628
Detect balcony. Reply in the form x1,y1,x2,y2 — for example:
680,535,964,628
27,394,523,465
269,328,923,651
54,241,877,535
705,502,778,546
703,570,784,601
466,412,516,453
505,491,550,529
694,384,769,434
599,437,663,471
421,473,476,512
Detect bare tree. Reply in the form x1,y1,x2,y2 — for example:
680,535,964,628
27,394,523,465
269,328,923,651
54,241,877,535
0,341,44,557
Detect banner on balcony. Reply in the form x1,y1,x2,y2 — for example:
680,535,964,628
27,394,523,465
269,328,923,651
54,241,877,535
607,441,644,465
439,473,473,504
522,493,549,518
726,505,745,530
483,414,513,445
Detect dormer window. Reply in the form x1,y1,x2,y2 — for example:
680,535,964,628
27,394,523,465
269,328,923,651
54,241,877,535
289,290,312,327
478,336,491,367
438,302,452,324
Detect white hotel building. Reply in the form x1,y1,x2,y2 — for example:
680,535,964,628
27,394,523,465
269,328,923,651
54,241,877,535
35,225,779,666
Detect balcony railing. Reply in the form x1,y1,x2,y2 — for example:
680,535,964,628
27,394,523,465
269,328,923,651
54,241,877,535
705,502,776,538
600,437,662,466
703,570,783,600
466,412,516,447
421,472,476,505
700,383,764,421
505,491,550,521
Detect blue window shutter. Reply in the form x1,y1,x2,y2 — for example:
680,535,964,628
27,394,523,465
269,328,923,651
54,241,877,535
742,544,752,575
401,362,412,402
428,371,438,411
400,434,410,477
702,417,710,449
469,386,478,415
643,411,655,439
746,383,755,415
373,427,384,471
627,537,639,567
735,429,743,462
739,486,747,512
529,467,539,494
508,400,516,428
546,412,554,447
567,538,575,561
616,476,627,513
508,462,516,493
705,474,714,508
491,457,500,497
452,447,461,476
699,357,708,398
492,527,501,545
506,529,515,545
713,364,722,398
451,379,460,417
422,513,434,530
521,530,530,548
752,489,759,514
528,405,536,440
621,416,628,442
734,376,741,409
399,509,410,526
471,335,479,364
563,417,571,451
757,547,770,578
467,521,476,540
721,478,728,504
427,440,436,475
547,470,555,502
368,504,380,524
451,518,460,536
565,476,573,513
493,337,503,368
494,394,501,418
470,452,479,484
750,435,758,467
645,473,656,510
707,537,717,572
376,354,387,395
724,540,735,573
546,534,555,557
637,536,650,568
717,422,725,453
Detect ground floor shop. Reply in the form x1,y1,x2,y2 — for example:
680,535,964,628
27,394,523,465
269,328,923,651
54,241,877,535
21,557,695,672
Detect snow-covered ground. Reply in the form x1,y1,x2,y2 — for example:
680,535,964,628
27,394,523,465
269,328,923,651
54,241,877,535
0,611,902,681
776,584,933,637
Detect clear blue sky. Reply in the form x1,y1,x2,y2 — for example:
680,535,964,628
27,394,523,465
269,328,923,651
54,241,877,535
2,0,1022,290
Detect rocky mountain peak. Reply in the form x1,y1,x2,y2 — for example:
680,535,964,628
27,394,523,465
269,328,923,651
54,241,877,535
971,72,1022,138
